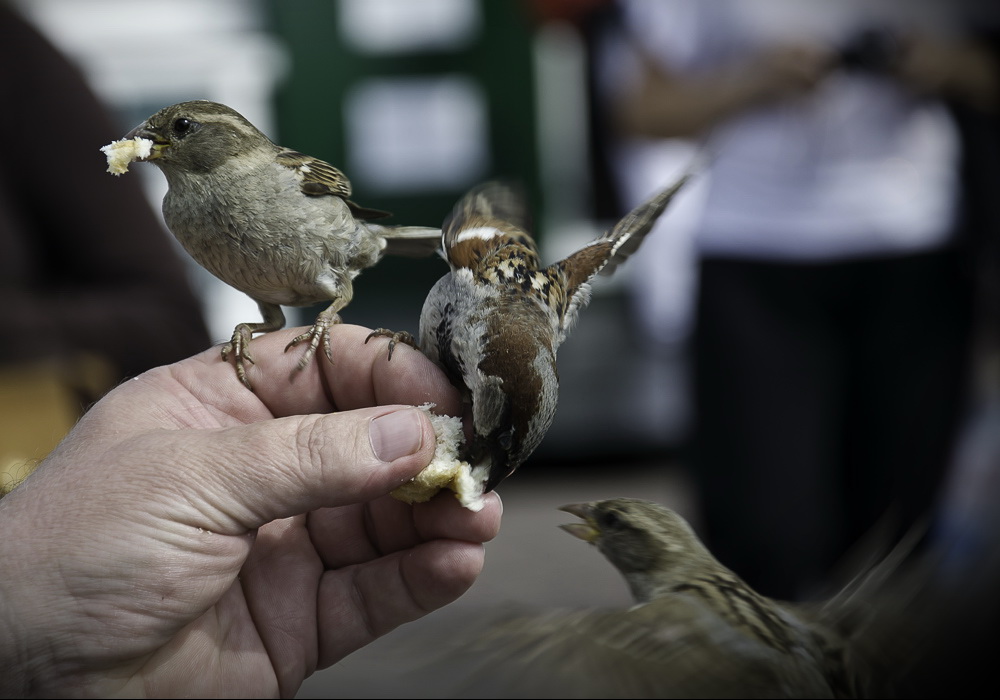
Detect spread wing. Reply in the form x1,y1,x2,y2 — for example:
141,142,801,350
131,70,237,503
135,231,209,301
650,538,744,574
547,171,693,344
391,599,835,699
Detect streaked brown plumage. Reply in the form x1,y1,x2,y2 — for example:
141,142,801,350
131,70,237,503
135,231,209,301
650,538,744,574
410,497,967,699
119,99,440,389
368,175,692,495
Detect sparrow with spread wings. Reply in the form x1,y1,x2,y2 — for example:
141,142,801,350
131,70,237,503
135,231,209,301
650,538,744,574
414,497,967,699
367,174,693,497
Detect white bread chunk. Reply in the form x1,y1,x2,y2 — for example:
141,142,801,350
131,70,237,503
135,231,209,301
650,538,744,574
390,404,490,511
100,136,154,175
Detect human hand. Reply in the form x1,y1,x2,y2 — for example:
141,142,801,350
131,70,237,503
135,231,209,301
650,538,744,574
0,325,502,698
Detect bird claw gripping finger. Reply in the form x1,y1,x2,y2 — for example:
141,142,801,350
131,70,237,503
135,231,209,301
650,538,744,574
364,329,418,361
286,312,341,372
221,324,256,390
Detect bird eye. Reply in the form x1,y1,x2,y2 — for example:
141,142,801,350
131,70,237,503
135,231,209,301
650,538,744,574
497,429,514,451
172,117,198,136
598,510,625,530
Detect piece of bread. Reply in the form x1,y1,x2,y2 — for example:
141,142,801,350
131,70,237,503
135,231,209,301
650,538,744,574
391,404,490,511
100,136,153,175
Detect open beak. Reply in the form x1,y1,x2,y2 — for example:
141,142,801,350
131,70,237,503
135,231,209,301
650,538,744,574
558,502,600,543
124,124,168,161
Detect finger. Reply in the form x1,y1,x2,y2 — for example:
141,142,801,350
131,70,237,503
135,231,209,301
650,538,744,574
306,490,503,569
316,539,488,667
154,405,440,532
328,326,456,411
240,515,322,697
231,325,463,418
242,493,502,694
412,490,503,544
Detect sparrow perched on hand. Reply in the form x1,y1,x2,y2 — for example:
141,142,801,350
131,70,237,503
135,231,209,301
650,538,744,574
118,100,441,389
420,498,956,699
368,174,691,495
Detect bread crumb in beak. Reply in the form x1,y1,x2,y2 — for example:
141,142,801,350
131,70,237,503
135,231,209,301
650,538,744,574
390,404,490,511
100,136,154,175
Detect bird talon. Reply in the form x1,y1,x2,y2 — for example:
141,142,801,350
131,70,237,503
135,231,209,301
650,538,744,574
286,316,338,373
222,329,256,390
365,328,416,361
226,346,254,366
235,364,253,391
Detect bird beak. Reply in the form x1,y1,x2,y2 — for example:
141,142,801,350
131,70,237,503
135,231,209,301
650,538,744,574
469,429,517,494
123,124,169,161
558,502,600,543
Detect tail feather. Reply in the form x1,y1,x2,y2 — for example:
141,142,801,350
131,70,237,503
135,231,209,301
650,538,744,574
372,224,443,258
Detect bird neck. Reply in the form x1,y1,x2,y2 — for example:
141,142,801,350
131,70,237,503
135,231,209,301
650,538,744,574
447,234,540,274
622,557,711,605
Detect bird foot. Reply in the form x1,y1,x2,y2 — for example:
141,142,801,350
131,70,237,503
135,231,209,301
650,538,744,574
286,313,341,372
365,328,418,361
221,325,256,390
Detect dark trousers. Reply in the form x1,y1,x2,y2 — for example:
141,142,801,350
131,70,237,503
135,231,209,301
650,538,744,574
690,249,974,600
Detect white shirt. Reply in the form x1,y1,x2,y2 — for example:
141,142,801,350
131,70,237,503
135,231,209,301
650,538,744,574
612,0,963,261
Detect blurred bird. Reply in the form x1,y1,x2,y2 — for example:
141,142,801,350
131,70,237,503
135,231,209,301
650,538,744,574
367,174,692,495
414,497,966,699
119,100,440,389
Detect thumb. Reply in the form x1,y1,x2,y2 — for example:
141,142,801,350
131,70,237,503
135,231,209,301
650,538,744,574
159,405,437,532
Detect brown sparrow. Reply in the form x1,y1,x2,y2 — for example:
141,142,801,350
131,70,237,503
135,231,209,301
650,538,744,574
416,498,951,698
367,174,692,495
115,99,440,389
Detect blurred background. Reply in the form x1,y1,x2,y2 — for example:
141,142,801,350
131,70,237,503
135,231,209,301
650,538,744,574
3,0,999,696
2,0,691,471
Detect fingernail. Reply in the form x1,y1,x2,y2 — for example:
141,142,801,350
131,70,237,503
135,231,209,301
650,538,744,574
370,408,424,462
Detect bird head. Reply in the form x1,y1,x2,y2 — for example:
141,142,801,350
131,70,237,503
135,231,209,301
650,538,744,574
559,498,717,602
466,358,559,493
124,99,270,174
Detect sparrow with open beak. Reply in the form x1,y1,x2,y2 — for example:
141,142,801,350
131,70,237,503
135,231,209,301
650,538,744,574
415,497,964,699
117,99,440,389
